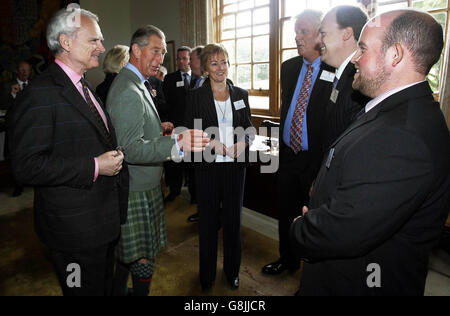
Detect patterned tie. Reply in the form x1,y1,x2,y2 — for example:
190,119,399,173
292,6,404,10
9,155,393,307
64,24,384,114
290,64,313,154
79,78,113,145
144,80,155,97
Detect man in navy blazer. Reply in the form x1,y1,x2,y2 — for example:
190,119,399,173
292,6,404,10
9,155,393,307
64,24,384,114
318,5,371,150
7,7,129,296
163,46,200,202
291,9,450,296
262,9,335,276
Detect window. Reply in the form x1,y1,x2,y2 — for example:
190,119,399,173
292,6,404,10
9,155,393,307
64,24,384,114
216,0,272,113
215,0,450,117
377,0,449,93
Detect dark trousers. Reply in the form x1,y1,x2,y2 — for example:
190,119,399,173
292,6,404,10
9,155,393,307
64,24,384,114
195,164,246,285
165,160,183,196
50,240,117,296
277,147,313,266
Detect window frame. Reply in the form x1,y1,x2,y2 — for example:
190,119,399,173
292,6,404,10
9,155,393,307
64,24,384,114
214,0,450,117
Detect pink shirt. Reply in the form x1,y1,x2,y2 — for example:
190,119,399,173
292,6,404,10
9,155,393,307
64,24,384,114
54,59,109,182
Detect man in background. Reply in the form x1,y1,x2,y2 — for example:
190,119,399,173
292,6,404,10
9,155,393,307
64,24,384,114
318,5,370,150
262,10,334,278
163,46,199,203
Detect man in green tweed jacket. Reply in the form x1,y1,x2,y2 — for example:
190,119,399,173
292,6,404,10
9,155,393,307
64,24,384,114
107,25,209,296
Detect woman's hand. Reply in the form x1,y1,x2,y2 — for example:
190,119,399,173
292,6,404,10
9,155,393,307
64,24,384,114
226,141,247,158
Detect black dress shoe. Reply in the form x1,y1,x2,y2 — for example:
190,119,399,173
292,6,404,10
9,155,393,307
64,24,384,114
201,282,213,291
12,186,23,197
262,260,299,275
164,193,178,203
227,276,239,289
187,213,199,222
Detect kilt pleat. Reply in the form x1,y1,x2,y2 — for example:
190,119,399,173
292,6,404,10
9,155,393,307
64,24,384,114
115,187,167,263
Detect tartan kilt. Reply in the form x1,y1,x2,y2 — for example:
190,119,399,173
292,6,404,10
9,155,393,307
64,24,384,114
115,187,167,264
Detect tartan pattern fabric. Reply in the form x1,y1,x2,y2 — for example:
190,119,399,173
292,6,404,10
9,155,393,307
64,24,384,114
115,187,167,264
80,78,113,146
290,64,313,153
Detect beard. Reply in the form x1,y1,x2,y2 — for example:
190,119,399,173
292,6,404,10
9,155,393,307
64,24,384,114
352,62,390,98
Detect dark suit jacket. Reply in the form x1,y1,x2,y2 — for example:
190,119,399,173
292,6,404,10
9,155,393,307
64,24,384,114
148,76,169,122
290,82,450,296
96,72,117,105
163,70,199,127
279,56,334,180
322,62,371,150
184,78,254,168
7,62,129,251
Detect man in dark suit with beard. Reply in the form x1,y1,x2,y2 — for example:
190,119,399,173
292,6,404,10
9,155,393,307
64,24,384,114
262,9,335,276
7,6,129,296
318,5,371,150
291,9,450,296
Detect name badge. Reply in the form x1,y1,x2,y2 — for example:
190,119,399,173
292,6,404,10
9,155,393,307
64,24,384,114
325,148,335,169
330,88,339,103
233,100,246,110
320,70,335,82
176,81,185,87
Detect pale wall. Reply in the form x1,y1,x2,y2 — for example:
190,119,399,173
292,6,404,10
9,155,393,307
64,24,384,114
80,0,182,88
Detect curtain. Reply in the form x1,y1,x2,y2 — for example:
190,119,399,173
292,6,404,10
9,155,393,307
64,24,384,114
180,0,215,48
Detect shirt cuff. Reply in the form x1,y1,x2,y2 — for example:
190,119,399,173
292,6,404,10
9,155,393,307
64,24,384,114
93,157,99,182
173,134,184,158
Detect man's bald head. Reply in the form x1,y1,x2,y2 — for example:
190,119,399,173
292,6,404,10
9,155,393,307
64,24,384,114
379,9,443,75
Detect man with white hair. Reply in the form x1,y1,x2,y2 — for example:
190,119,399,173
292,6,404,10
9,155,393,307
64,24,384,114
7,6,129,296
291,9,450,296
262,9,334,277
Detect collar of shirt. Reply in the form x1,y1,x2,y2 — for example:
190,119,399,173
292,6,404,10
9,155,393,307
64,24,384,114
54,59,83,86
365,80,426,113
125,63,147,83
335,51,357,80
16,78,28,87
304,56,321,69
181,70,192,77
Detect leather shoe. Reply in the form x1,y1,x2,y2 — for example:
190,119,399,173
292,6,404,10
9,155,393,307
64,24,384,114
187,212,199,222
227,276,239,289
262,260,299,275
201,282,213,291
164,193,178,203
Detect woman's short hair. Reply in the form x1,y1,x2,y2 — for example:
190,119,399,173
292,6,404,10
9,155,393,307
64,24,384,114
103,45,130,74
46,6,99,55
200,43,230,74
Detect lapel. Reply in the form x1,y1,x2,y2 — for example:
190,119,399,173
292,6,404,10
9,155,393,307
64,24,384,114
336,62,355,91
281,56,303,121
308,62,332,108
122,68,161,122
49,63,113,147
330,81,434,148
200,79,219,128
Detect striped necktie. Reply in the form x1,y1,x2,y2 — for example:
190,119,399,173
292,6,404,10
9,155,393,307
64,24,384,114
79,78,113,146
290,64,313,154
183,73,190,90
